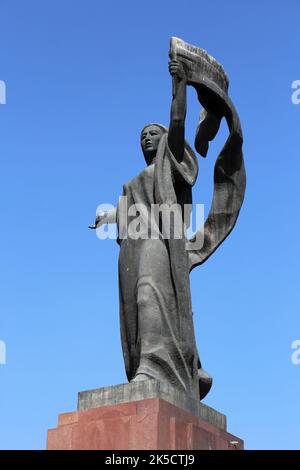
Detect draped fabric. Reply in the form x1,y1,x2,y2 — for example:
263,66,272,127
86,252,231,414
117,135,201,400
168,36,246,270
187,80,246,271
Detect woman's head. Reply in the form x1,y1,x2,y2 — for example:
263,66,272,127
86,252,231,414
141,123,167,165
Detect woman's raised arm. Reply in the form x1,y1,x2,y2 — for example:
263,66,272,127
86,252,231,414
168,59,187,163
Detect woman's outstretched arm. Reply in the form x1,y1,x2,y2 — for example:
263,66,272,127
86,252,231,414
168,59,187,163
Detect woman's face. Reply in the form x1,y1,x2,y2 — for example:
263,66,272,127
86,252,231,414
141,125,162,163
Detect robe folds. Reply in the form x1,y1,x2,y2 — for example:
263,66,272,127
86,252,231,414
117,134,201,400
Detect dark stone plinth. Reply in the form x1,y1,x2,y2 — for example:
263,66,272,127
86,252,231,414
47,381,243,450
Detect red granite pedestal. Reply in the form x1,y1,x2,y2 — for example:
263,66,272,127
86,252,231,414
47,392,243,450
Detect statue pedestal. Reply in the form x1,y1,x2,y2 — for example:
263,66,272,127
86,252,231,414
47,380,243,450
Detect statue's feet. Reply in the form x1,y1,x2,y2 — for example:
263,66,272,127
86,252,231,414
198,368,213,400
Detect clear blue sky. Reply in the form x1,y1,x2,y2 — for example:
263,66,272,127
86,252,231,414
0,0,299,450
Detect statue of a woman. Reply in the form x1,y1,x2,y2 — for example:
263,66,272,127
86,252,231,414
90,39,246,402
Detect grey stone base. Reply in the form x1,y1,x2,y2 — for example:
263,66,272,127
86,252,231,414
78,379,226,431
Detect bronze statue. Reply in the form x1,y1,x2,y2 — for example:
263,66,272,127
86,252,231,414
90,38,246,401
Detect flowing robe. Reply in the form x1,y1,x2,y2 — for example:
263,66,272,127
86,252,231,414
117,133,201,400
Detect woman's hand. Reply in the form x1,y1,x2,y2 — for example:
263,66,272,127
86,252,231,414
88,211,107,229
168,59,187,82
